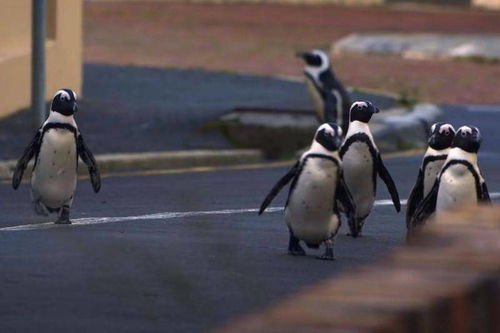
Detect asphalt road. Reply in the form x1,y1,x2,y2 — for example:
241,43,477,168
1,105,499,332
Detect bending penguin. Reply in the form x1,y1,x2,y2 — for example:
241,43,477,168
406,122,455,235
259,123,356,260
296,50,351,133
12,89,101,224
340,101,400,238
410,126,490,226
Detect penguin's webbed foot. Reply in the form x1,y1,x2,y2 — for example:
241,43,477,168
346,232,362,238
317,253,335,261
288,241,306,256
55,218,71,225
55,206,71,225
317,239,335,261
288,247,306,256
288,232,306,256
33,201,49,216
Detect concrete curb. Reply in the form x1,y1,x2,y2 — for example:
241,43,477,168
0,102,438,179
0,149,263,180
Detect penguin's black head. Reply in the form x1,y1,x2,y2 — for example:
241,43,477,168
428,122,455,150
349,101,379,123
314,123,343,151
51,89,78,116
296,50,329,69
452,126,481,153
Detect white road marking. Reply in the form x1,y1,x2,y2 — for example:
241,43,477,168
2,194,499,232
375,199,407,206
0,207,282,232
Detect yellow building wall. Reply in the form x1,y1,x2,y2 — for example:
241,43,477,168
0,0,82,118
473,0,500,8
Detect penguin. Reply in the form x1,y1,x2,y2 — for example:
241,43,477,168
12,89,101,224
410,126,490,226
296,49,351,133
406,122,455,234
339,101,400,238
259,123,356,260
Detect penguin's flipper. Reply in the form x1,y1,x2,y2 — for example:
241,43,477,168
411,180,439,228
375,153,401,212
77,134,101,193
335,174,356,232
480,181,491,203
258,161,299,215
406,169,424,229
12,130,42,190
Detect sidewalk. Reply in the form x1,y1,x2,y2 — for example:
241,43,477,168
334,33,500,61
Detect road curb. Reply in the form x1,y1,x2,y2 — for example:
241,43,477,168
0,149,263,180
0,102,440,180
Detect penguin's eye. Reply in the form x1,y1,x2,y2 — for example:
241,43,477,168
461,131,467,137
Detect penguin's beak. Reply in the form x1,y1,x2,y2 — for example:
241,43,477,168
72,102,78,113
374,107,380,114
472,132,482,145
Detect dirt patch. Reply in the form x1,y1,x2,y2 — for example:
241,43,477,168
84,2,500,104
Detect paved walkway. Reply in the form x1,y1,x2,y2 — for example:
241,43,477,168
334,33,500,61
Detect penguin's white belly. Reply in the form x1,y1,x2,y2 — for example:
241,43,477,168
32,129,77,209
423,159,445,196
436,165,477,212
285,159,338,244
305,79,324,121
342,142,375,219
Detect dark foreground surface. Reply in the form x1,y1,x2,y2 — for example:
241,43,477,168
0,157,412,333
0,64,394,159
0,105,499,332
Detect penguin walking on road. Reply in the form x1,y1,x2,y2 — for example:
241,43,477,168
406,122,455,235
340,101,400,238
296,50,351,133
12,89,101,224
411,126,490,226
259,123,356,260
